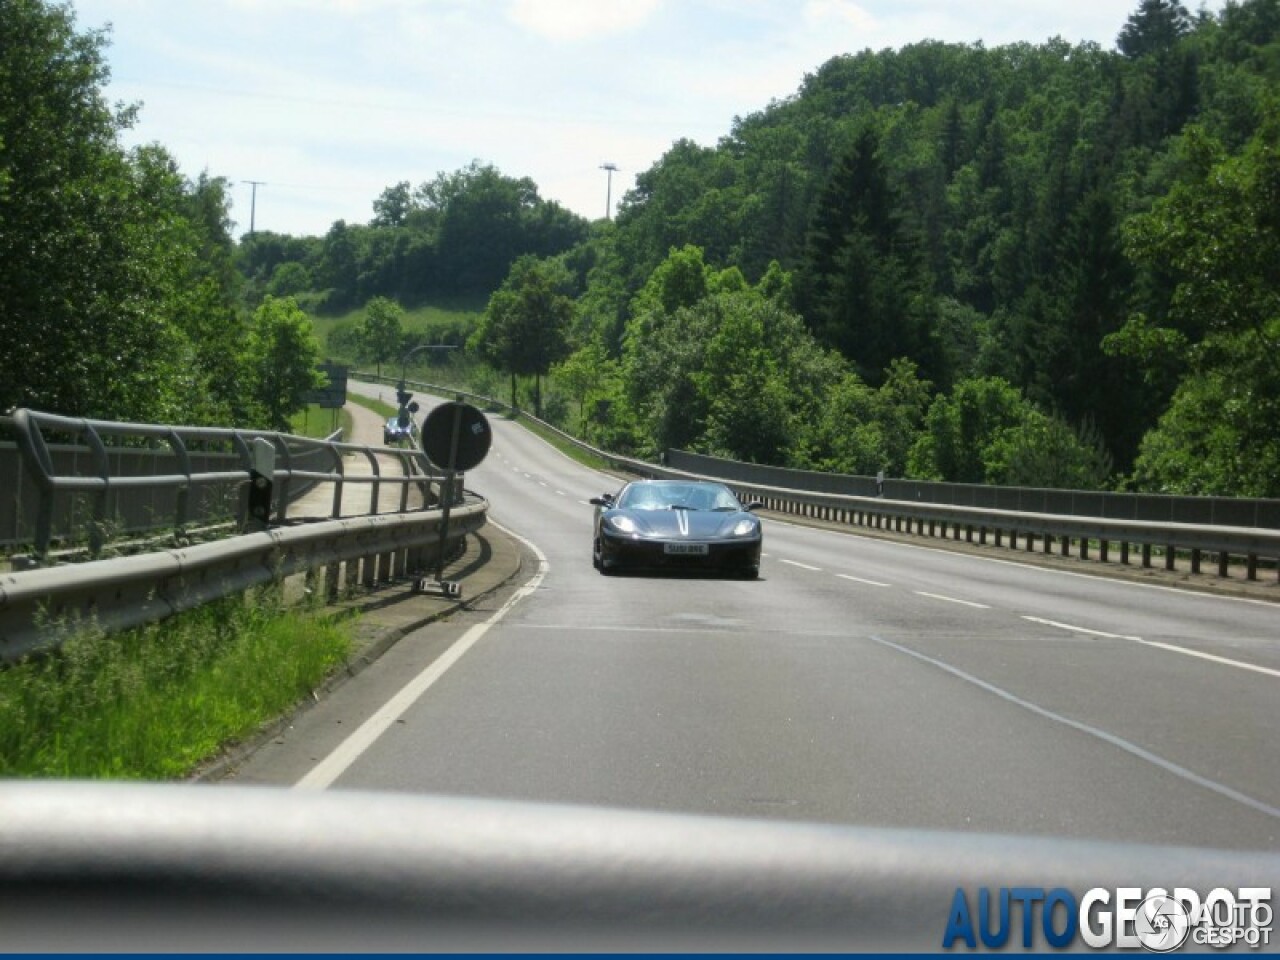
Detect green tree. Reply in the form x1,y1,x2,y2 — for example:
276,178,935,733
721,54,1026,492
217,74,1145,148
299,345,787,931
247,296,323,431
1112,122,1280,495
472,256,574,416
358,296,405,377
0,0,191,421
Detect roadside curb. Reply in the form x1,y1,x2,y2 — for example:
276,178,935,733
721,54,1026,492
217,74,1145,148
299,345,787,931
191,525,529,783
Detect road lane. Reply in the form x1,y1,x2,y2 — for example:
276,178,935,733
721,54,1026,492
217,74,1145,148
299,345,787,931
260,382,1280,850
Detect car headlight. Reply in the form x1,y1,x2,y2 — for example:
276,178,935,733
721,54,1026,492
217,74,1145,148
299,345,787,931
731,518,758,537
605,514,637,534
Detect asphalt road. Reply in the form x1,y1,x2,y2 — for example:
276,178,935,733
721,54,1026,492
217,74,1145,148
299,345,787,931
234,382,1280,852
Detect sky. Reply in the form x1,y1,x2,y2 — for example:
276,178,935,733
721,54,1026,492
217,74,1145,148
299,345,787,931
70,0,1172,239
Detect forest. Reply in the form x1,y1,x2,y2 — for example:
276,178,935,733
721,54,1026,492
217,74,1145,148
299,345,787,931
3,0,1278,495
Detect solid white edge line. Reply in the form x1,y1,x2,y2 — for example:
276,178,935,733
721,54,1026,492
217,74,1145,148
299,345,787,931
871,635,1280,821
295,520,549,791
779,558,822,571
1021,615,1140,641
836,573,892,587
914,590,990,610
1138,639,1280,679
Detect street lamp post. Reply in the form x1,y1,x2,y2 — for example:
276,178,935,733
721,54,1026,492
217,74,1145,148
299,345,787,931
396,344,460,418
600,162,618,220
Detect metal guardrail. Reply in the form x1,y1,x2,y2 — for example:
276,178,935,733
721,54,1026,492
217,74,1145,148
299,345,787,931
1,409,440,560
0,496,487,662
358,373,1280,584
666,450,1280,529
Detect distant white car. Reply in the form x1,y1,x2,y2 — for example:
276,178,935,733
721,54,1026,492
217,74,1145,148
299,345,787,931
383,415,416,446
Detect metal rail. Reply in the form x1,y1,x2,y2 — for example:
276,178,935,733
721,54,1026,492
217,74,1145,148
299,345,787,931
1,409,440,560
0,496,487,662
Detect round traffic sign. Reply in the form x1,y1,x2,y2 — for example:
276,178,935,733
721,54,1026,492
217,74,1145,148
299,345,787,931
421,401,491,472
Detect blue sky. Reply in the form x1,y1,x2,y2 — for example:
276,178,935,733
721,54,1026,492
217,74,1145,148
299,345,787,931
70,0,1183,238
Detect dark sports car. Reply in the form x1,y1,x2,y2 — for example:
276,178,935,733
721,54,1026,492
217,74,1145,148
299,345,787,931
590,480,763,578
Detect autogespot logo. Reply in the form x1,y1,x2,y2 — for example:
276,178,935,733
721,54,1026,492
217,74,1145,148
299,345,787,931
942,886,1272,951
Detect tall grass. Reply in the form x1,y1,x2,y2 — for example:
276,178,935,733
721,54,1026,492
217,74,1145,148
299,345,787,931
0,593,352,778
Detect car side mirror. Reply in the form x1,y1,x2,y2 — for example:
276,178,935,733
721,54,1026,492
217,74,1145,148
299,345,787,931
589,495,614,507
744,501,763,512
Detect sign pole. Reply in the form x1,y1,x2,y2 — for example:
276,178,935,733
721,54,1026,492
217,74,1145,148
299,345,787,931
433,403,465,587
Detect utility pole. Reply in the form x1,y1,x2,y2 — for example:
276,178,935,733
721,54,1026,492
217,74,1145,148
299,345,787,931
242,180,266,235
599,163,618,220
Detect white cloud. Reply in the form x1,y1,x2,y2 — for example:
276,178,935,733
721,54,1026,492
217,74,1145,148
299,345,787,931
505,0,663,42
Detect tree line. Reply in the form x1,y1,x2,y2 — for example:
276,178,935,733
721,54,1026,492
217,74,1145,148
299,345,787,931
486,0,1280,497
5,0,1277,497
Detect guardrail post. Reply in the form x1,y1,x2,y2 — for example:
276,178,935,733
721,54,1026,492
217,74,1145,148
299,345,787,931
1025,531,1035,552
1141,543,1151,568
1043,533,1052,554
166,428,193,539
82,421,111,558
1060,535,1070,557
1190,548,1201,574
1080,538,1089,561
1099,540,1109,563
1165,545,1175,570
1217,551,1229,578
1009,529,1017,550
1246,553,1257,581
1120,541,1130,565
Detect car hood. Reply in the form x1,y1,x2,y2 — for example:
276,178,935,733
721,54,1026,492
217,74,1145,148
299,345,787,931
616,509,755,539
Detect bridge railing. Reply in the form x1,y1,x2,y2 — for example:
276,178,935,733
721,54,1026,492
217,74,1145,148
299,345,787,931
1,409,445,562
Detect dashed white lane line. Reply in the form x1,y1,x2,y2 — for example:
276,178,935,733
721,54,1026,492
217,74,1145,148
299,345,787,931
1139,639,1280,679
538,482,548,487
915,590,990,610
871,635,1280,821
556,490,567,497
779,559,822,571
837,573,892,587
1021,616,1140,642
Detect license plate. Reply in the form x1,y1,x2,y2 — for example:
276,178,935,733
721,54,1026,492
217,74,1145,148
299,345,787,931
664,542,708,556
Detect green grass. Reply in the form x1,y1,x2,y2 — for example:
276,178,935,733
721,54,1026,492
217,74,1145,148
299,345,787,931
310,299,485,362
508,413,613,473
0,594,353,778
348,392,398,419
289,403,353,439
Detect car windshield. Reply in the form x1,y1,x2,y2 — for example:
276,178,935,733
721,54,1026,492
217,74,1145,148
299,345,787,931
7,0,1280,949
617,483,740,512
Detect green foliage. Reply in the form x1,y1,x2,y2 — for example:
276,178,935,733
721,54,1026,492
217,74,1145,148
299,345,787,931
358,296,405,376
0,593,351,778
908,377,1112,488
247,296,324,431
471,256,574,415
1117,119,1280,495
0,1,244,425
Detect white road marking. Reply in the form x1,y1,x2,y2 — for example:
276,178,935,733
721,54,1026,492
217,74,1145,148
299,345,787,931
1021,616,1140,641
556,490,567,497
779,559,822,571
872,635,1280,821
767,515,1279,608
295,521,549,791
539,482,548,487
578,500,592,506
915,590,990,610
837,573,891,587
1139,639,1280,679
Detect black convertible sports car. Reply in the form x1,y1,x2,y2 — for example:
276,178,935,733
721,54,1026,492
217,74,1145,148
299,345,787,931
590,480,763,577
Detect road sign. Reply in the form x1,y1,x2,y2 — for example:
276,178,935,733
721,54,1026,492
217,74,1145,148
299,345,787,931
304,362,349,409
422,402,491,472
